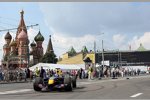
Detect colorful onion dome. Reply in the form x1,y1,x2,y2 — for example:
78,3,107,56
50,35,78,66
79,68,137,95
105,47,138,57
5,31,12,40
9,39,17,47
30,41,36,47
34,31,44,42
18,29,28,39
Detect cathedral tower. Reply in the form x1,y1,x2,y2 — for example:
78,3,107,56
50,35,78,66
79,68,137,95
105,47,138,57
46,35,53,53
34,31,44,63
3,31,12,58
9,39,17,56
18,29,29,68
16,10,27,39
30,41,37,65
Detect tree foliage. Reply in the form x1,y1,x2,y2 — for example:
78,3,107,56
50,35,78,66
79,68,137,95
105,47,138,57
40,52,58,64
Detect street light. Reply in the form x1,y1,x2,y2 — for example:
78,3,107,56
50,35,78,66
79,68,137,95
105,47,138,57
94,33,104,53
117,49,122,68
102,39,104,69
95,33,104,80
99,39,105,80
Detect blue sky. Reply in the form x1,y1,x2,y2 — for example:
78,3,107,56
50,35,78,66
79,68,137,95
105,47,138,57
0,2,150,60
0,2,49,38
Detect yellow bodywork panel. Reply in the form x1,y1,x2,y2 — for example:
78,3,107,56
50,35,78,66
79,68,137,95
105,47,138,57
48,79,54,85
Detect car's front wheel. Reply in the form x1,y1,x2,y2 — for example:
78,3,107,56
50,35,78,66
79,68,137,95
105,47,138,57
33,77,43,91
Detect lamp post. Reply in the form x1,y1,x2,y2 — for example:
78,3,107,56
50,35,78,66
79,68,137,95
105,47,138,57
100,40,105,79
117,49,122,68
120,51,122,68
102,39,104,67
95,33,104,80
118,49,119,67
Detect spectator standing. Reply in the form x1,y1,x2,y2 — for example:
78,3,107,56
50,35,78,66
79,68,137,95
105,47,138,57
121,69,124,77
35,67,40,77
26,68,30,79
137,69,140,75
0,67,3,81
40,67,45,78
79,68,83,79
88,67,93,80
81,69,85,79
91,67,94,79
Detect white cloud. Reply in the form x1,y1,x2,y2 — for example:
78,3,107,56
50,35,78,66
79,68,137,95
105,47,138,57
38,2,150,55
27,28,38,42
113,34,126,46
51,32,96,57
39,2,150,38
112,33,150,51
129,32,150,50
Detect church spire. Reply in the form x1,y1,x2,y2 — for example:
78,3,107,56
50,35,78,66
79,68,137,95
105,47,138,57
46,35,53,53
16,10,27,39
20,9,24,18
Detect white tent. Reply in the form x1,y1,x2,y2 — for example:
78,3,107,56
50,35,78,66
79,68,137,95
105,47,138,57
29,63,85,71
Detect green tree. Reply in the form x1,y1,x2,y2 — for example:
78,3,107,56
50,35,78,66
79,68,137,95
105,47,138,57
40,52,58,64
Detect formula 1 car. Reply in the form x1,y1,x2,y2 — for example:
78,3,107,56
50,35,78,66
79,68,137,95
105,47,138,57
33,74,77,92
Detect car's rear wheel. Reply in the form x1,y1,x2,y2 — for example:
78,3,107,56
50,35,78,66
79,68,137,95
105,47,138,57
64,77,72,91
33,77,43,91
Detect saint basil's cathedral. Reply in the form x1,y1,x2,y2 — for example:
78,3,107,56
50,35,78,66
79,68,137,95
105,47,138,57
1,10,54,70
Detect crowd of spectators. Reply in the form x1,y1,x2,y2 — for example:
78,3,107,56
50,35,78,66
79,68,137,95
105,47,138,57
0,65,148,82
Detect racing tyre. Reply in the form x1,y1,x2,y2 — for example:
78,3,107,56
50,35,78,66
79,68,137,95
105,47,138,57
72,76,77,88
64,77,72,91
33,77,43,91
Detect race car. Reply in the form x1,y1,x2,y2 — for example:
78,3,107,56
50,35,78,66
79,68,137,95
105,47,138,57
33,73,77,92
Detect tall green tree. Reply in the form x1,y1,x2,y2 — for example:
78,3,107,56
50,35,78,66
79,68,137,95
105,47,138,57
40,52,58,64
